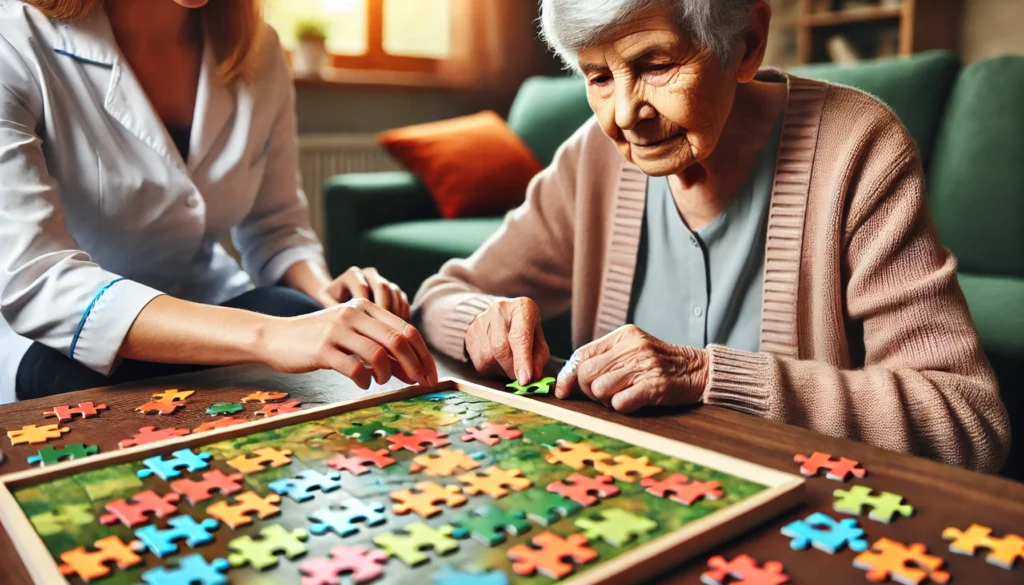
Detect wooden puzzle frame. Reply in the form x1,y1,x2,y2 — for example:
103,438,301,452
0,378,805,585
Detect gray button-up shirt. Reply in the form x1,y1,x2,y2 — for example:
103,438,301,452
628,114,783,352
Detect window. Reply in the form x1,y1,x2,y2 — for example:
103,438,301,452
264,0,451,73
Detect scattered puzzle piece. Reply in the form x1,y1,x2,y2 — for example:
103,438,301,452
513,490,583,526
134,514,220,558
226,446,293,474
8,423,70,445
575,508,658,547
206,491,282,529
27,442,98,466
194,416,248,433
240,390,289,403
30,504,96,536
390,481,467,518
544,441,612,470
136,401,185,416
433,565,510,585
227,524,309,570
794,451,867,482
508,531,597,579
58,535,146,583
641,473,724,506
299,546,388,585
546,473,619,506
452,505,531,546
506,377,556,396
460,422,522,446
834,486,914,524
340,420,400,442
43,402,108,422
459,466,533,498
269,469,343,503
152,389,195,403
100,490,181,528
139,554,229,585
942,524,1024,570
373,522,459,566
308,499,387,537
206,403,245,416
386,429,451,453
170,469,245,505
409,448,481,476
254,399,303,418
853,538,950,585
594,454,662,482
780,512,869,554
523,424,583,448
701,554,790,585
136,448,212,480
118,426,191,449
327,447,396,475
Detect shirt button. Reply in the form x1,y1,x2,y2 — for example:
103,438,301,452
694,306,704,318
185,196,200,208
689,235,699,247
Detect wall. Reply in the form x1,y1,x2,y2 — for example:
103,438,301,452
295,84,470,135
961,0,1024,63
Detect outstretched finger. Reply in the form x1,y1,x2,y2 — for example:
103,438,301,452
324,351,372,389
507,313,538,386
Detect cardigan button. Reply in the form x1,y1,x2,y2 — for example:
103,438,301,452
693,306,704,318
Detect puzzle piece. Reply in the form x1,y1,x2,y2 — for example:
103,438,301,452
327,446,396,475
452,505,532,546
299,546,388,585
227,524,309,570
100,490,181,528
433,565,510,585
546,473,619,506
409,448,482,476
226,446,293,474
206,491,282,529
136,401,185,415
459,466,533,498
8,423,70,445
27,442,98,466
942,524,1024,570
780,512,868,554
43,401,108,422
206,402,245,416
340,420,400,442
386,429,451,453
269,469,343,503
254,399,303,417
240,390,289,403
506,377,556,396
58,535,146,583
137,448,212,480
308,498,387,537
194,416,248,433
523,424,583,448
460,422,522,446
794,451,867,482
853,538,950,585
544,441,612,470
508,531,597,579
170,469,245,505
373,522,459,566
390,481,467,518
641,472,724,505
575,508,658,547
701,554,790,585
593,454,663,482
513,490,584,526
135,514,220,558
834,486,914,524
118,426,191,449
140,554,230,585
30,504,95,536
152,389,195,402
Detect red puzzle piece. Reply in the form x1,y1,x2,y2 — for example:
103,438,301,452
99,490,181,528
118,426,191,449
386,429,450,453
702,554,790,585
641,473,724,506
793,451,867,482
508,531,598,579
546,473,620,506
135,401,184,415
254,400,303,418
461,422,522,446
327,447,396,475
170,470,245,505
194,416,248,433
44,402,108,422
58,535,145,583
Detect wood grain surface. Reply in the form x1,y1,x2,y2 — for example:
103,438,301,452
0,355,1021,585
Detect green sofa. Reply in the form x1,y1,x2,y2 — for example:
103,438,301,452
324,51,1024,478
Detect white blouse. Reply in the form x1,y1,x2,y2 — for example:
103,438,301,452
0,3,325,402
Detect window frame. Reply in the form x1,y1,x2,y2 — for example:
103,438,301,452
324,0,443,74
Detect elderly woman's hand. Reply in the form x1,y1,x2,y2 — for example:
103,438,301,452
465,298,550,385
555,325,709,413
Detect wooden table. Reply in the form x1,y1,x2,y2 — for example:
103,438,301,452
1,356,1022,584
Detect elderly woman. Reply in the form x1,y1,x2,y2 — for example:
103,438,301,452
413,0,1011,472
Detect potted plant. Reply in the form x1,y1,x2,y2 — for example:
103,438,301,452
293,19,329,78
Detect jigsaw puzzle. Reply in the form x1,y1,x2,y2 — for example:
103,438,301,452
853,538,950,584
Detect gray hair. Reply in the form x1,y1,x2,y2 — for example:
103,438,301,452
539,0,758,70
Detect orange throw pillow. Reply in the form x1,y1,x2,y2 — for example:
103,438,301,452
378,111,543,219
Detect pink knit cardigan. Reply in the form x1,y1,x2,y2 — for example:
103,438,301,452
413,74,1011,473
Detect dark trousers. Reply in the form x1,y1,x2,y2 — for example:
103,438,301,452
15,286,322,401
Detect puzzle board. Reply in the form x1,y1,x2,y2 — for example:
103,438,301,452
0,380,804,585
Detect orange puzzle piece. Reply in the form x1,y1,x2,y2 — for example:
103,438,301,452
459,466,533,498
943,524,1024,570
594,455,663,482
43,402,108,422
226,447,294,474
8,424,70,446
135,401,184,416
58,535,145,583
641,473,724,506
390,481,467,518
240,391,289,403
544,442,612,471
194,416,248,433
151,389,195,403
854,538,950,585
254,400,303,418
409,448,482,477
206,491,283,529
508,531,598,579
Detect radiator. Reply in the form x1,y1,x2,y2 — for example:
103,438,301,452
298,134,403,239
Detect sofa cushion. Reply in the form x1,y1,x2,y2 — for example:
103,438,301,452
507,76,592,167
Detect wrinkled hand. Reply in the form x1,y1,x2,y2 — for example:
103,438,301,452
465,298,550,385
554,324,709,413
315,267,410,320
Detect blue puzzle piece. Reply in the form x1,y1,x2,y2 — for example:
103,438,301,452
137,449,212,480
268,469,343,503
420,392,458,402
135,514,220,558
433,565,509,585
780,511,869,554
141,554,230,585
308,498,387,537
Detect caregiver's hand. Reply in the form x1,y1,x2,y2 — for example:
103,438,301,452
259,298,438,390
315,266,411,321
465,298,550,385
554,325,709,413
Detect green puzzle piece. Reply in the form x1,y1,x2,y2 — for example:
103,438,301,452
373,522,458,566
30,504,96,536
833,485,914,523
506,377,556,396
227,524,309,570
206,403,244,416
575,509,658,547
523,424,583,448
452,505,532,546
511,490,583,526
26,443,98,466
341,420,400,443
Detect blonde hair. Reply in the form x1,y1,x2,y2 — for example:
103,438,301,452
27,0,264,83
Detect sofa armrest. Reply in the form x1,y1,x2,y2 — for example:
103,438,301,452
323,171,439,274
